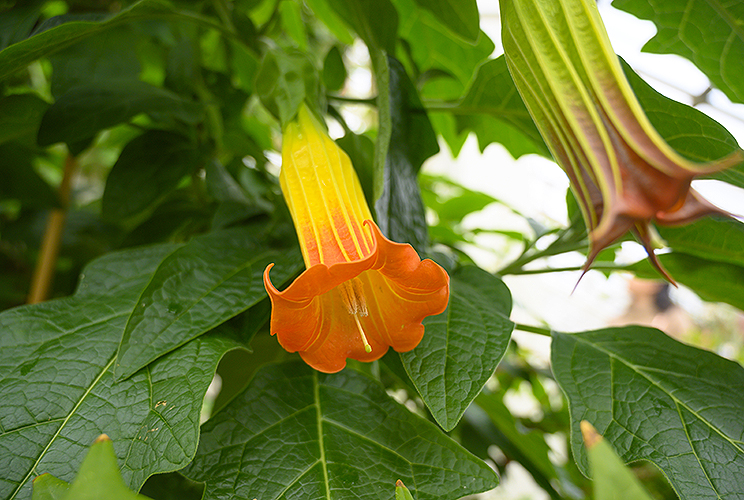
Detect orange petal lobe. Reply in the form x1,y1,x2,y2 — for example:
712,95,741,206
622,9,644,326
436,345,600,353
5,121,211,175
264,221,449,373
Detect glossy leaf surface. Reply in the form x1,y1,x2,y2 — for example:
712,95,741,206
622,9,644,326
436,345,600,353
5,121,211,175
552,327,744,500
401,266,513,430
183,362,499,500
115,227,303,379
375,56,439,254
0,245,244,499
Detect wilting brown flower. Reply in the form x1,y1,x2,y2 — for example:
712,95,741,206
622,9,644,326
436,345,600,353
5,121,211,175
500,0,743,281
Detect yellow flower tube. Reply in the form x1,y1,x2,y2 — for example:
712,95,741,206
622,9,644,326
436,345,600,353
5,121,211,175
264,105,450,373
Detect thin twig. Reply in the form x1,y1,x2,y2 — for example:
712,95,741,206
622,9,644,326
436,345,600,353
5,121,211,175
27,154,76,304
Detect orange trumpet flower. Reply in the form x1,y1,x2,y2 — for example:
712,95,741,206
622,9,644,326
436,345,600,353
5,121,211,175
263,105,450,373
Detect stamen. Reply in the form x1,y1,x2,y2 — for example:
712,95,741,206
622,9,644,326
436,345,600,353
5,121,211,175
339,278,368,316
353,314,372,353
339,278,371,352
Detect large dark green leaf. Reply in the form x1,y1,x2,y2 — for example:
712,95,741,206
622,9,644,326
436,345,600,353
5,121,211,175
400,266,513,430
48,27,141,99
411,0,480,42
114,227,304,380
0,2,44,53
37,81,203,148
552,327,744,500
0,244,245,499
182,362,499,500
375,56,439,253
0,94,49,147
102,130,201,222
0,0,173,82
0,143,57,208
612,0,744,104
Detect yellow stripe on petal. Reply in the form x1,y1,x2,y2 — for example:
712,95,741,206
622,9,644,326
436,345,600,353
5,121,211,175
280,105,374,267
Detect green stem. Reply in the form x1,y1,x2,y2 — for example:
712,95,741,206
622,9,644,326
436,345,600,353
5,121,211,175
498,240,588,275
507,263,629,275
513,323,552,337
328,94,378,106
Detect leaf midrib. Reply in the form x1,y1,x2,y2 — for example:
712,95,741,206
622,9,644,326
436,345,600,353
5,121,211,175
9,354,117,500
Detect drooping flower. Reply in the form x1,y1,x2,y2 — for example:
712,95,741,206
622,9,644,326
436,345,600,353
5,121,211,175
263,105,450,373
500,0,743,282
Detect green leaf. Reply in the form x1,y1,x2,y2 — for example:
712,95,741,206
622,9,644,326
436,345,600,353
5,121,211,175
31,475,69,500
37,80,203,147
48,27,141,98
303,0,355,45
336,131,376,209
0,0,174,82
375,56,439,253
411,0,480,42
0,93,49,147
552,327,744,500
629,252,744,311
395,480,415,500
0,142,58,208
395,0,494,90
183,362,499,500
658,215,744,268
453,56,549,158
612,0,744,104
102,130,201,222
471,393,564,497
114,227,303,380
621,57,744,188
580,422,656,500
324,0,398,52
0,2,44,52
401,266,513,431
255,48,320,126
0,244,245,499
138,471,204,500
33,435,152,500
279,0,307,51
322,45,347,92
